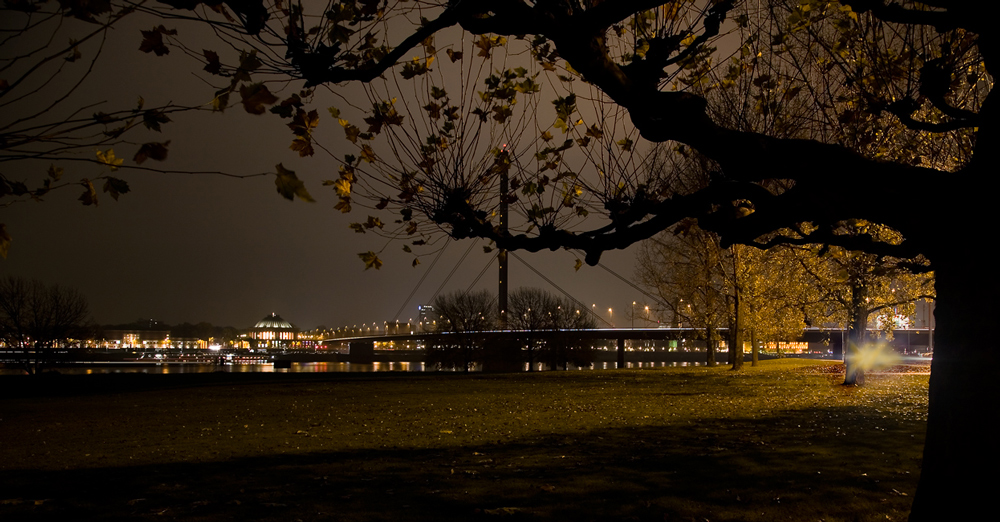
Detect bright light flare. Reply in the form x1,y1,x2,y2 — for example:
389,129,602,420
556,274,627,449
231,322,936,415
845,342,901,381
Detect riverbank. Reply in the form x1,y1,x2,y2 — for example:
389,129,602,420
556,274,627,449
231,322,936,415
0,359,927,521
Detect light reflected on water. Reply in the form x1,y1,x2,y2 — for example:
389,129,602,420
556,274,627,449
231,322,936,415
4,360,706,375
4,361,434,375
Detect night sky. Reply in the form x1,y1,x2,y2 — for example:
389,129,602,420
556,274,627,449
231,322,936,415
2,12,648,331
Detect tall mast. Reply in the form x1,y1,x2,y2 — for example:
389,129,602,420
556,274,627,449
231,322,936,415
498,145,509,328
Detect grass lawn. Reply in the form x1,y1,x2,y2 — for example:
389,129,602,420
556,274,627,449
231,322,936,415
0,359,928,521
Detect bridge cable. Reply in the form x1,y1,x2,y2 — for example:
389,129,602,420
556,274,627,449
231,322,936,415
586,256,668,308
428,238,479,304
509,251,613,327
464,250,496,294
392,241,450,322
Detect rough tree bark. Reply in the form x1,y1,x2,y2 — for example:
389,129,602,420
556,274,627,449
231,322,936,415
910,240,998,521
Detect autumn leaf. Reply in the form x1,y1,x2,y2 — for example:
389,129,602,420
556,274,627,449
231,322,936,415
236,50,262,76
340,119,361,143
239,83,279,115
95,149,123,171
360,144,376,163
401,56,433,79
423,102,441,119
47,165,63,181
103,177,130,201
274,163,315,202
364,99,404,134
65,40,81,62
287,109,318,136
78,179,98,206
335,197,352,213
212,91,230,112
203,49,222,75
92,112,114,124
358,251,383,270
271,94,304,118
290,137,314,157
474,35,506,57
364,216,384,229
332,178,351,198
133,141,170,164
574,259,583,271
139,26,177,56
553,93,577,121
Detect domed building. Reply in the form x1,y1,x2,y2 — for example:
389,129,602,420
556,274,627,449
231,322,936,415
250,313,299,349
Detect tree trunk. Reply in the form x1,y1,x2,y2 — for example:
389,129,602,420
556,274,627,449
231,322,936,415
730,326,744,371
750,329,759,367
908,247,999,521
731,291,744,371
705,325,716,366
843,280,869,385
729,246,745,371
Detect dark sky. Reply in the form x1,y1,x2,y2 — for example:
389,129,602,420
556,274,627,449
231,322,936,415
2,11,650,331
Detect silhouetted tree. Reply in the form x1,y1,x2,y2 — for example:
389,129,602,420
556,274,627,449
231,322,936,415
508,287,597,370
40,1,995,516
428,289,495,372
0,276,90,374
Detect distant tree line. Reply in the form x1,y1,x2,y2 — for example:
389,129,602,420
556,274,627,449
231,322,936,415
636,219,934,381
425,287,598,372
100,319,240,343
0,276,92,374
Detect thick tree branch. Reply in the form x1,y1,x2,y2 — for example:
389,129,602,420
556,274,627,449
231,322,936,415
291,4,465,86
840,1,978,33
884,98,977,132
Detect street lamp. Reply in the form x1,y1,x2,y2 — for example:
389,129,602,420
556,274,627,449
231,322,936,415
608,308,613,327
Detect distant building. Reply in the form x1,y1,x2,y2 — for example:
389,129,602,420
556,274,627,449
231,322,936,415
417,305,436,332
250,313,299,348
94,330,205,350
244,313,323,350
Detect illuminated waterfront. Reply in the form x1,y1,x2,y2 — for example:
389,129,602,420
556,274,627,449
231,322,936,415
0,359,714,375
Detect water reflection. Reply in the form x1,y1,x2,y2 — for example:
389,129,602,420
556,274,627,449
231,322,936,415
3,360,705,375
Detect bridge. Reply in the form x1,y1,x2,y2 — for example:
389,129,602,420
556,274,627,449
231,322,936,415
326,184,934,369
326,327,934,367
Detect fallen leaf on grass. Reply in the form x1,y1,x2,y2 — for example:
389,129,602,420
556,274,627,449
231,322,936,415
482,507,522,515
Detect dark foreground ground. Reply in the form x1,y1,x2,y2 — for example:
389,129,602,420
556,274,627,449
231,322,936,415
0,360,928,521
